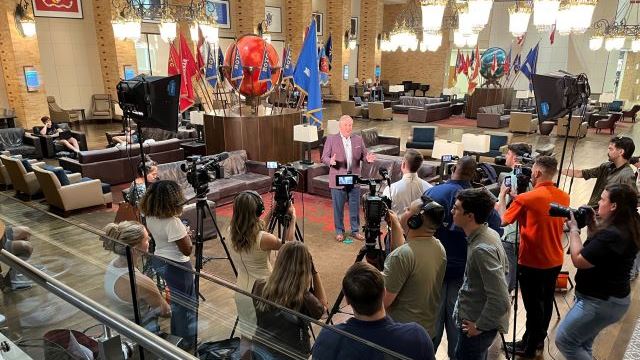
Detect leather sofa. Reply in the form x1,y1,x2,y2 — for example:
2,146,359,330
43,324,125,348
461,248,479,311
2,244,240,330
0,128,43,159
59,138,184,185
155,150,271,206
407,102,452,123
106,125,196,146
392,96,444,113
477,104,510,129
306,154,439,198
32,124,88,158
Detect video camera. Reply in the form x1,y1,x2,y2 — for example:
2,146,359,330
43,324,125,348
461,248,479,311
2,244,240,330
549,203,594,229
440,155,459,181
267,161,300,215
336,168,392,248
180,152,228,197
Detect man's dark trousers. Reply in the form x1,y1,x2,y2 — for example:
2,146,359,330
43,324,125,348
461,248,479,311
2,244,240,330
518,264,562,353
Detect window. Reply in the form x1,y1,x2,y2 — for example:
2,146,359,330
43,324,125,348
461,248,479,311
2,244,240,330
134,33,168,76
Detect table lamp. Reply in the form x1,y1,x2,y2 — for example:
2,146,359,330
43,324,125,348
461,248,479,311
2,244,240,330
293,124,319,165
461,134,490,161
599,93,615,114
327,120,339,135
189,111,204,142
432,139,464,160
516,90,530,109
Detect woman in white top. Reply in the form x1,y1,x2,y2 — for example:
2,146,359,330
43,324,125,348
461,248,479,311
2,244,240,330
140,180,195,349
102,221,171,332
228,191,296,353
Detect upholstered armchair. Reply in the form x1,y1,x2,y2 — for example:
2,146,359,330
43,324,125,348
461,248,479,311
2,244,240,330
90,94,113,120
622,104,640,123
556,115,588,138
482,131,512,157
406,126,437,157
0,128,43,159
0,152,38,189
595,112,622,134
33,166,112,216
0,155,47,199
341,101,363,117
368,102,392,121
32,124,88,158
47,96,79,123
509,112,539,134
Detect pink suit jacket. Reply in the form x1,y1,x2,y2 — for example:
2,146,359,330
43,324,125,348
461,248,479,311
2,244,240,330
321,133,369,188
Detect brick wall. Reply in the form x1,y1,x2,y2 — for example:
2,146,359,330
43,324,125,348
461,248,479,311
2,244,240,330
619,52,640,106
93,0,137,99
326,0,351,100
358,0,383,81
0,2,48,128
284,0,311,57
380,4,450,96
234,0,266,35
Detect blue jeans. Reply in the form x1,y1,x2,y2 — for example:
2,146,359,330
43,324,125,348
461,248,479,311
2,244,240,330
433,276,464,358
555,292,630,360
331,187,361,235
152,257,197,348
454,328,498,360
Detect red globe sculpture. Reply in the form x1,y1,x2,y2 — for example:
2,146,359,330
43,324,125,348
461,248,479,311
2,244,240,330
223,35,281,99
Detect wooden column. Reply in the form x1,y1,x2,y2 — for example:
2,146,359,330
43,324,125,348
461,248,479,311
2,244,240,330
358,0,383,81
284,0,312,57
326,0,352,101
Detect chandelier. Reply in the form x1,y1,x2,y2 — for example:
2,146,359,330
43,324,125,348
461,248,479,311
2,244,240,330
15,0,36,38
533,0,560,31
111,0,220,43
590,1,640,52
420,0,447,33
453,2,479,48
556,0,597,35
508,1,532,37
468,0,493,32
387,0,422,52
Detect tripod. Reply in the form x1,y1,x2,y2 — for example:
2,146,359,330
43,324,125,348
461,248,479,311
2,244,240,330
191,191,237,355
267,207,304,242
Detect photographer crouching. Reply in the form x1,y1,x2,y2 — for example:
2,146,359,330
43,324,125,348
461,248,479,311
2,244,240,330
555,183,640,360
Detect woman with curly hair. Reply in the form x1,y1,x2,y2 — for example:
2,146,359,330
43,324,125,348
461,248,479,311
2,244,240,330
228,191,296,351
556,183,640,360
253,241,327,359
140,180,195,349
102,221,170,332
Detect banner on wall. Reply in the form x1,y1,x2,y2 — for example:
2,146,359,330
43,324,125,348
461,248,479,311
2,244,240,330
33,0,84,19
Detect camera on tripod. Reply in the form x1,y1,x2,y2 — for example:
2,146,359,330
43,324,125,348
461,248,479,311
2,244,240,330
549,203,594,229
180,152,229,196
267,162,300,214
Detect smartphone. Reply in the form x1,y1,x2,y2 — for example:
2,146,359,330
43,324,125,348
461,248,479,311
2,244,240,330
266,161,278,169
441,155,453,162
504,177,512,188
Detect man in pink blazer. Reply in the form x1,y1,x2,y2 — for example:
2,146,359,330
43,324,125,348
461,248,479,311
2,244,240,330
321,115,376,242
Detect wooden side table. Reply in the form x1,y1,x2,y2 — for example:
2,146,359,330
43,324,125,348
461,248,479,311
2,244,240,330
289,161,325,193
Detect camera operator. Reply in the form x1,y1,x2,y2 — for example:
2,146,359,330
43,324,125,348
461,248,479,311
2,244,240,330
312,262,435,360
139,180,196,350
500,143,533,293
383,197,446,337
425,156,503,358
451,188,510,360
126,156,159,207
498,156,569,358
555,183,640,360
321,115,376,242
561,136,636,208
382,149,432,214
228,191,296,354
253,242,326,359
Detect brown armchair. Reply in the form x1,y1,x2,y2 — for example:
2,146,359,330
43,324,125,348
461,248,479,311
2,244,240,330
341,101,363,117
32,124,88,158
595,112,622,134
622,104,640,123
33,167,112,216
90,94,113,120
368,102,392,121
556,115,588,138
47,96,79,123
509,112,539,134
0,155,47,199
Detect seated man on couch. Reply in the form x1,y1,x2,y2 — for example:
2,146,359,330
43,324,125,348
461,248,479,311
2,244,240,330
39,116,80,153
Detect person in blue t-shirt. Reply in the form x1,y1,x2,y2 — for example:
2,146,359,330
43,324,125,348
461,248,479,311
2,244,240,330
312,262,434,360
425,156,503,359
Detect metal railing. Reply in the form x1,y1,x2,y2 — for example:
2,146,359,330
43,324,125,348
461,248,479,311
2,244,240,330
0,249,197,360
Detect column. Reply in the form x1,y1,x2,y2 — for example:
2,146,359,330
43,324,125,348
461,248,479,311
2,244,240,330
284,0,312,57
93,0,137,98
358,0,383,81
326,0,352,100
0,2,48,128
232,0,266,36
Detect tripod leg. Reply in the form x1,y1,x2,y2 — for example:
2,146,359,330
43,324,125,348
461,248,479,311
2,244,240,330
326,247,368,325
295,223,304,242
554,298,561,319
204,203,238,277
500,333,511,360
230,316,239,339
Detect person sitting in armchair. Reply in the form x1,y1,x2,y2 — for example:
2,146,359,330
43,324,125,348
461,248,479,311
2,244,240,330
39,116,80,153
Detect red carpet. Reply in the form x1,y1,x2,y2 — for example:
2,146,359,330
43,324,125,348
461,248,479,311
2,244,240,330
432,116,477,127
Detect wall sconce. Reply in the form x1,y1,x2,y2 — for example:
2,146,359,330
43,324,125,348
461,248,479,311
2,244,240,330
15,0,36,38
257,20,271,44
344,30,356,49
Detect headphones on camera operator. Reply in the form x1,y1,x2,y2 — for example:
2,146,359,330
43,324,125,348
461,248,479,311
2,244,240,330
237,190,265,217
407,195,445,230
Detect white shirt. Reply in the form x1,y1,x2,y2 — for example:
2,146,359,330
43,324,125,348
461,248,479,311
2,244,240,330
145,216,190,263
382,173,433,214
341,134,353,172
